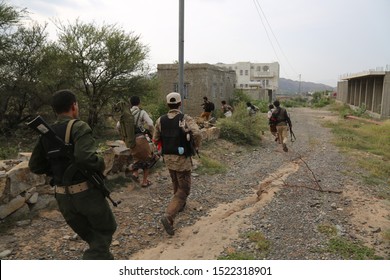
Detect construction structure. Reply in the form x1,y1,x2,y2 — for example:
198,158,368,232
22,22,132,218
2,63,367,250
337,67,390,118
216,61,280,102
157,63,236,117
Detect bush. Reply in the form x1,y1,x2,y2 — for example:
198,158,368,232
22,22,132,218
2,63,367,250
231,89,252,107
196,154,227,175
283,97,308,108
0,145,18,160
310,91,333,108
217,103,267,146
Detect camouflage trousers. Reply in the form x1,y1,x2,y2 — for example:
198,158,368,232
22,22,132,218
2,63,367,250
165,169,191,223
56,187,117,260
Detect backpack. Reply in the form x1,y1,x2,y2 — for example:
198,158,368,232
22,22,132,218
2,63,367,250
160,113,196,158
115,101,136,148
209,102,215,111
272,107,291,126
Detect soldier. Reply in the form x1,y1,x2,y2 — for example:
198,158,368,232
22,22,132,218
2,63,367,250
29,89,117,259
127,95,156,187
221,100,234,117
153,92,202,235
200,96,214,121
272,100,292,152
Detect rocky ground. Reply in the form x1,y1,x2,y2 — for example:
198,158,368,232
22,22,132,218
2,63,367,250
1,107,389,260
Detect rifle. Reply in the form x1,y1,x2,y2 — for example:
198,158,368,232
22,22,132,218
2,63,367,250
26,115,121,207
187,131,200,158
289,125,296,142
179,114,200,158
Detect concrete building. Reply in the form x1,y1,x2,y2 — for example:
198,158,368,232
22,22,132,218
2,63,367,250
157,63,236,117
216,61,280,102
337,69,390,118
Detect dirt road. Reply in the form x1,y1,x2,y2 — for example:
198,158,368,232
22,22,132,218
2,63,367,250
1,107,389,260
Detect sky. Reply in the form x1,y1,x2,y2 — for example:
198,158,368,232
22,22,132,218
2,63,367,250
7,0,390,87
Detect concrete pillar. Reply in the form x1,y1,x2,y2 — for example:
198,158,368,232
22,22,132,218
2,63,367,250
361,78,367,107
352,79,359,106
373,77,383,114
366,77,374,112
381,72,390,117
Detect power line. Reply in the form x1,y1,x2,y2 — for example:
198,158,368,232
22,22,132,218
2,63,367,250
253,0,299,79
252,0,280,63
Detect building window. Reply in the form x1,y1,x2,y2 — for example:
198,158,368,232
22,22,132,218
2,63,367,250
257,66,261,71
240,84,243,88
173,83,189,99
263,65,269,72
239,70,243,76
245,70,248,75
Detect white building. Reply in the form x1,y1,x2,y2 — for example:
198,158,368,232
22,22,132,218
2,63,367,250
216,61,280,101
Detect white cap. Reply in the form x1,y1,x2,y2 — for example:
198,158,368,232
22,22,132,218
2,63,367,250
166,92,181,104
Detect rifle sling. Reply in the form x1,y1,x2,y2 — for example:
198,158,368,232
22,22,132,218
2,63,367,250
65,119,77,144
62,119,79,186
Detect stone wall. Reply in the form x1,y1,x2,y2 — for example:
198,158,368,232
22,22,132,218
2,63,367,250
157,63,236,117
0,127,220,222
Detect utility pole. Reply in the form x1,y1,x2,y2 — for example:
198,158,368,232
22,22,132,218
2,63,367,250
298,74,301,95
178,0,185,112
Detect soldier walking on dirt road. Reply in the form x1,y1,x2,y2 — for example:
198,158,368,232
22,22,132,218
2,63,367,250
153,92,202,236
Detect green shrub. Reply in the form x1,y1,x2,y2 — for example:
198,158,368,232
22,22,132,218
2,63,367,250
197,154,227,175
246,231,270,251
283,96,308,108
352,103,367,117
231,89,252,107
217,103,266,146
327,237,380,259
253,100,270,113
0,145,18,160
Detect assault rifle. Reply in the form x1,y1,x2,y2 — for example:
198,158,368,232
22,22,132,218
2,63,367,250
26,115,121,207
289,125,296,142
179,114,200,158
186,131,200,158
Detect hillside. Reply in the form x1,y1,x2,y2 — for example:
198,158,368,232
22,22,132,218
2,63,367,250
278,77,335,94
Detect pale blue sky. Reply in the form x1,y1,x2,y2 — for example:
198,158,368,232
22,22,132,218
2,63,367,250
7,0,390,86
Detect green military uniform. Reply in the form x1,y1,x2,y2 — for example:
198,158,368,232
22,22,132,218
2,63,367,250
29,116,117,260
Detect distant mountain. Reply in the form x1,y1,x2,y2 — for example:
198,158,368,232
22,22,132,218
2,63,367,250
278,78,335,94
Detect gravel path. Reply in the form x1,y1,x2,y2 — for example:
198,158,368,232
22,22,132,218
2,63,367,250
1,107,389,260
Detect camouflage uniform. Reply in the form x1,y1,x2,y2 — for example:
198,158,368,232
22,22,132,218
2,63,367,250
29,116,117,259
153,109,201,233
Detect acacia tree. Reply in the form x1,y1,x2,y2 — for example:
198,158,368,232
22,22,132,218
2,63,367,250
56,20,149,129
0,2,25,130
0,1,25,50
0,23,50,131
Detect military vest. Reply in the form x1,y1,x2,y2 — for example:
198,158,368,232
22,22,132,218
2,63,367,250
274,107,288,124
40,120,85,186
160,114,186,156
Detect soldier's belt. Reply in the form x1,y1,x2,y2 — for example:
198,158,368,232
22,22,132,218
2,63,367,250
55,182,89,194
